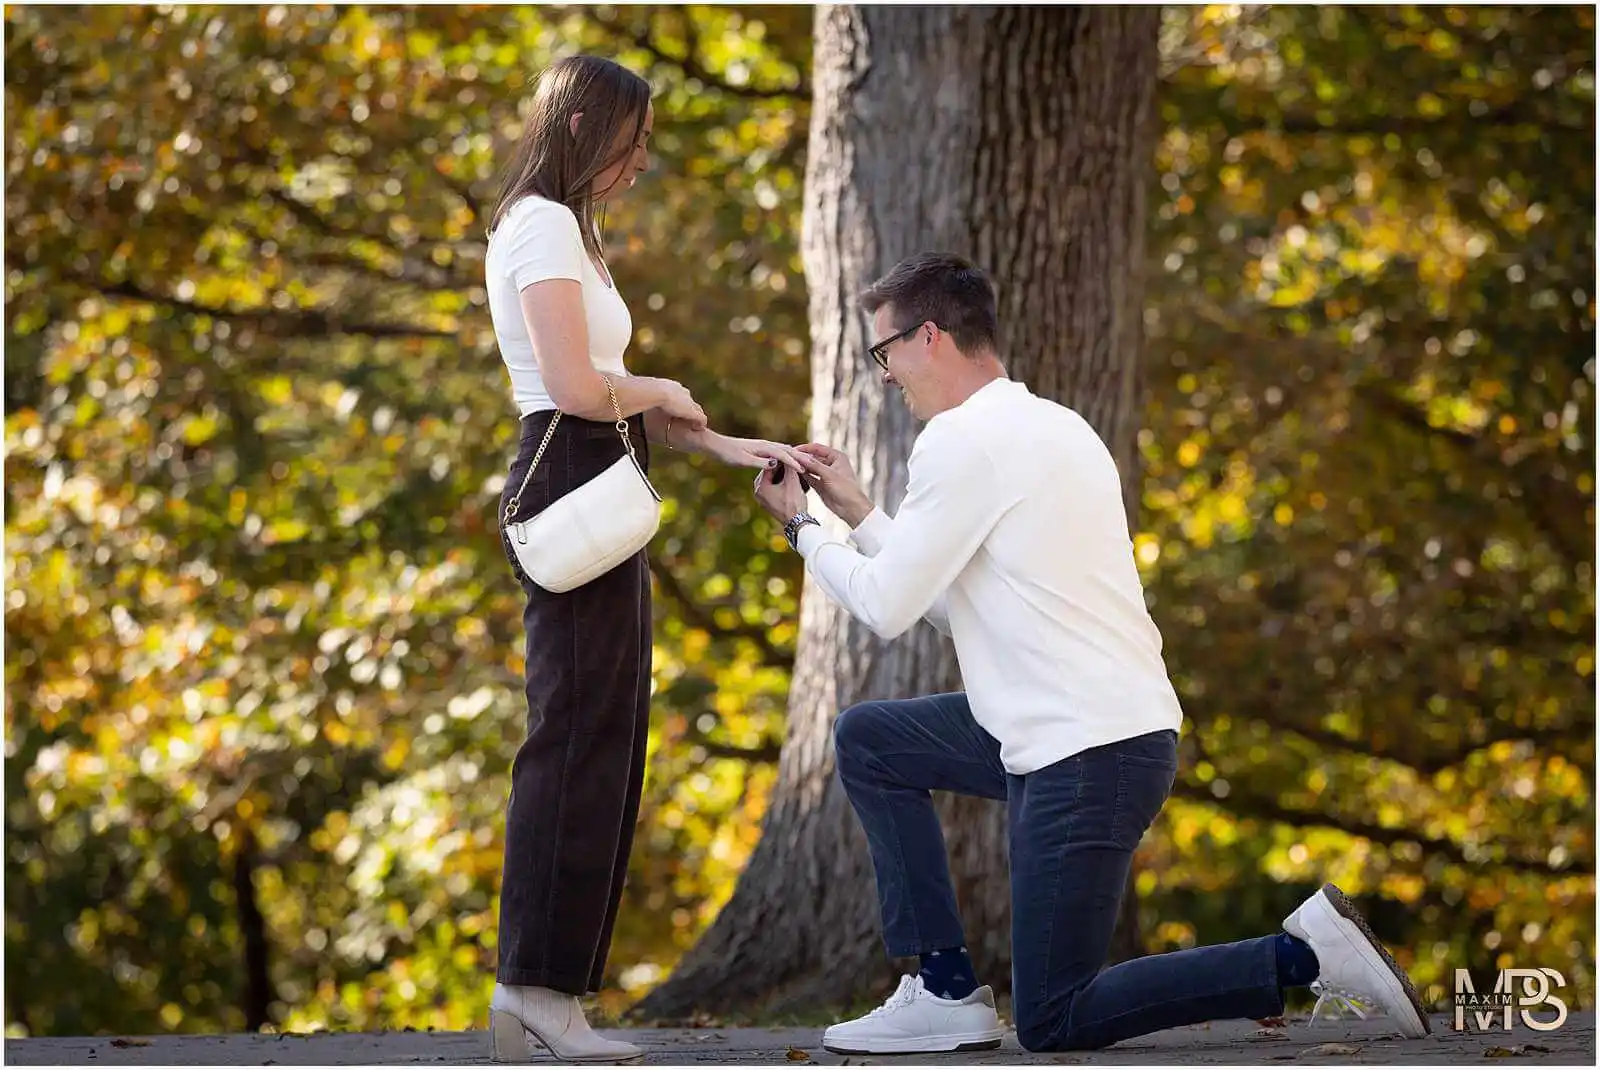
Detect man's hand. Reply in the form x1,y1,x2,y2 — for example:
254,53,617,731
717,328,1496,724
752,460,808,523
793,443,875,528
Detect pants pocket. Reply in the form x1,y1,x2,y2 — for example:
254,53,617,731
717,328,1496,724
1111,752,1175,849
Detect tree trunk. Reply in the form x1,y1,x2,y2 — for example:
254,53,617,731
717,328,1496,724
636,3,1161,1019
234,826,275,1031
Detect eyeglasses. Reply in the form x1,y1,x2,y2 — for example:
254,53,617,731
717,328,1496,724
867,321,934,371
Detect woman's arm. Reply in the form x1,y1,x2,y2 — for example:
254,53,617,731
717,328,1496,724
642,407,807,472
501,199,704,427
642,409,718,451
642,407,676,445
519,281,697,423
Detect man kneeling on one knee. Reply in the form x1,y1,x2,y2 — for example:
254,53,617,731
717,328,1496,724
753,252,1432,1055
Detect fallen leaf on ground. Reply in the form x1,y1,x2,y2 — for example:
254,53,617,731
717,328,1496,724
786,1047,811,1061
1299,1042,1360,1057
1250,1028,1289,1041
1484,1044,1553,1058
1255,1016,1288,1028
109,1039,151,1048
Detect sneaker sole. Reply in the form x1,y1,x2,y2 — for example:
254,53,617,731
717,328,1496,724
1318,883,1432,1037
822,1031,1005,1055
489,1008,645,1064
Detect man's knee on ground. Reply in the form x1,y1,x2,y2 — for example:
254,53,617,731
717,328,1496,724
1015,1015,1055,1053
1015,1009,1087,1053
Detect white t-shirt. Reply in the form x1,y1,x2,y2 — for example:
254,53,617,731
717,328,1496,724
484,195,633,415
795,378,1185,775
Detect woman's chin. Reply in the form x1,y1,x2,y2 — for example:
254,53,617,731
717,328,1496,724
594,183,635,204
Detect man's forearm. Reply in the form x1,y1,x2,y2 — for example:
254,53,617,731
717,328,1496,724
835,491,876,529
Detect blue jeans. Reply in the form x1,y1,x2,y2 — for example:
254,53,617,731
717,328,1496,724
834,693,1284,1051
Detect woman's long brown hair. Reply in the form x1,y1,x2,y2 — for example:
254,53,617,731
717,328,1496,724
489,55,650,262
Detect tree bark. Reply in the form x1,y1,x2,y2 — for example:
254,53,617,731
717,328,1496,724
636,3,1161,1019
234,826,275,1031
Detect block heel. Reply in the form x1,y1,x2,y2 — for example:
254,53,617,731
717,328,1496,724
490,1008,535,1062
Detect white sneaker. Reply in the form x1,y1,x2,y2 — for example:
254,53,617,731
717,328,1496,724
1283,883,1432,1038
489,983,644,1063
822,974,1005,1055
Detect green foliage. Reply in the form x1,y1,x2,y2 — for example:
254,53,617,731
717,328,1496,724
1144,4,1595,1004
4,2,1592,1036
4,3,809,1033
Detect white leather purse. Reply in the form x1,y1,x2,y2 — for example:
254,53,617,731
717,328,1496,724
502,376,662,593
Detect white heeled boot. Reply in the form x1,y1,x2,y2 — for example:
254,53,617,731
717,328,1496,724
489,983,644,1063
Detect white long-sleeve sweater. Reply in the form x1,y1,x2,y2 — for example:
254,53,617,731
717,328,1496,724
796,378,1184,774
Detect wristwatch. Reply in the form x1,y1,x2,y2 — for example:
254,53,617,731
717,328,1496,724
784,511,821,551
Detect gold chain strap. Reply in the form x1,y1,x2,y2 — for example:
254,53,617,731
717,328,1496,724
503,374,633,525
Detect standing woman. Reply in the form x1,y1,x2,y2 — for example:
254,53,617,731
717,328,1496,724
482,55,800,1062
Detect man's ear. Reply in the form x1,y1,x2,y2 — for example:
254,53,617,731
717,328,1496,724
569,111,584,138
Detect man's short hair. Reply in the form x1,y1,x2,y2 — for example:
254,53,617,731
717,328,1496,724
860,252,1000,356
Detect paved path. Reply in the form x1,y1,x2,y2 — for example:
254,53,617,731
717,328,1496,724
8,1013,1593,1065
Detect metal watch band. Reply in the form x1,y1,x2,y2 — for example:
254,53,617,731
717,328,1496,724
784,512,821,550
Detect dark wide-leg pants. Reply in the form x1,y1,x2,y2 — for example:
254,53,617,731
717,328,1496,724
494,411,652,994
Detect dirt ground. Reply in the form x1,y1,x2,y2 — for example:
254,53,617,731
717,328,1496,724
6,1011,1593,1065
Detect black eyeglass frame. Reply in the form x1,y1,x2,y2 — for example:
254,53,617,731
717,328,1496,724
867,320,940,371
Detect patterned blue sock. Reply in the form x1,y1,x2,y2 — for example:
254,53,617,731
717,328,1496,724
919,946,978,1000
1275,932,1321,988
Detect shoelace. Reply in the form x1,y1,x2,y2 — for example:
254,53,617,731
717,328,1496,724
863,976,921,1019
1308,980,1378,1023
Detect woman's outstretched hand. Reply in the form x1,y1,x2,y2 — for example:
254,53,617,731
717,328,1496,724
706,434,809,476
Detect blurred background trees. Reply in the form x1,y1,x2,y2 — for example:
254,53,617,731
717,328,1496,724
4,3,1592,1036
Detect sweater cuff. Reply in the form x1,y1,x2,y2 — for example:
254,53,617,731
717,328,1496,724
795,522,835,560
849,508,893,557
